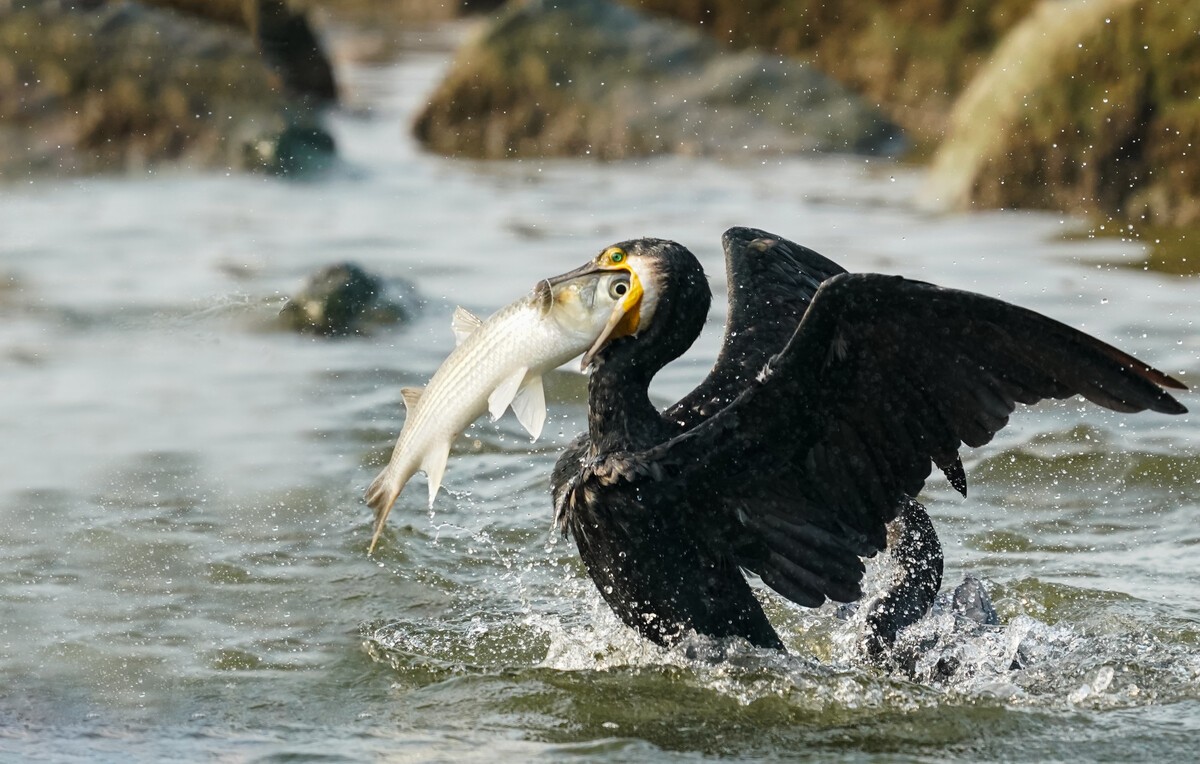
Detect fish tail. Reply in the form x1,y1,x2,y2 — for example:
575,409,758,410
365,461,417,555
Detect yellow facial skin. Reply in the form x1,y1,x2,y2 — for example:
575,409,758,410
598,247,643,337
580,246,651,369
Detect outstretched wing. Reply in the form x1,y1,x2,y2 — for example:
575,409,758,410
631,272,1188,605
667,227,847,427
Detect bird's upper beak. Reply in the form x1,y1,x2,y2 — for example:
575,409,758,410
546,259,645,369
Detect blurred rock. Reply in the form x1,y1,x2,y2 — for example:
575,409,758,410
295,0,505,24
141,0,338,102
279,262,414,336
413,0,901,159
927,0,1200,227
244,123,337,176
624,0,1038,146
0,0,335,178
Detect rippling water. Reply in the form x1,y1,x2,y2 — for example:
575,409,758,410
2,25,1198,761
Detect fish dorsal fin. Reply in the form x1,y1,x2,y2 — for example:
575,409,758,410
511,374,547,441
423,440,451,508
488,366,528,421
451,306,483,346
400,386,424,411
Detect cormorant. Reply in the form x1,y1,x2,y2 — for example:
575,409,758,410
545,227,1188,656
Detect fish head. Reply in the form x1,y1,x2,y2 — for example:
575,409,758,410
532,269,641,369
540,268,630,323
545,243,663,369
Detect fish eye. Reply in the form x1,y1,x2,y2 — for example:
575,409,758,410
608,277,630,300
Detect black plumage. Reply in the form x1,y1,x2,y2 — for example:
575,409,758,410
549,227,1188,653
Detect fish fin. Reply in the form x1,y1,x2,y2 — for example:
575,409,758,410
488,366,528,421
511,374,547,441
423,441,451,508
365,459,418,555
451,306,483,346
400,386,423,411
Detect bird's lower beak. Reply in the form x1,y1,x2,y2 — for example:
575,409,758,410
545,261,644,370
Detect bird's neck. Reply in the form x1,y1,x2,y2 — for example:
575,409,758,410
586,355,663,453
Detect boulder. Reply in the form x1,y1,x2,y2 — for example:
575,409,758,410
141,0,338,102
244,124,337,176
413,0,901,159
623,0,1038,144
278,263,414,337
926,0,1200,227
0,0,335,177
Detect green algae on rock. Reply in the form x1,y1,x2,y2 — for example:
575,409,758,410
927,0,1200,227
413,0,901,160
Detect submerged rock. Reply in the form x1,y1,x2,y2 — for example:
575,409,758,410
279,262,414,336
414,0,901,159
0,0,336,178
950,576,1000,628
927,0,1200,226
244,124,338,176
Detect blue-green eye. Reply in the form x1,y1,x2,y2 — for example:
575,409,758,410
610,250,626,264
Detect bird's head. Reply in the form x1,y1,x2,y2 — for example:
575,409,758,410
547,238,710,373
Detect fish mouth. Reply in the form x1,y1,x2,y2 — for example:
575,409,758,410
546,250,648,369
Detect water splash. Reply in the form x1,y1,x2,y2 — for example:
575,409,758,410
366,565,1200,715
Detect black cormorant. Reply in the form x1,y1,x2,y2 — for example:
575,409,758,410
545,227,1188,655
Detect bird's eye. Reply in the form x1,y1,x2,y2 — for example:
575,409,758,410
609,277,630,300
609,249,626,264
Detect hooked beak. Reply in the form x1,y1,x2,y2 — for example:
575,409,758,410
546,260,645,370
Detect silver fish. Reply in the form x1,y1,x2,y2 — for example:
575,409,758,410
365,269,636,553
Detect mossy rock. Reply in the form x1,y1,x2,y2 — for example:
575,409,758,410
278,262,415,337
244,124,337,176
413,0,901,159
623,0,1039,145
0,0,334,177
927,0,1200,227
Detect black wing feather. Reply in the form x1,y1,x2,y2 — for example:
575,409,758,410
667,227,847,427
663,229,909,595
627,271,1186,603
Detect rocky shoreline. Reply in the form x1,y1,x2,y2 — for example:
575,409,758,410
3,0,1197,229
0,0,337,177
413,0,901,160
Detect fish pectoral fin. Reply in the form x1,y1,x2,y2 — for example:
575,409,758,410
451,306,483,346
422,441,451,508
488,366,528,421
400,386,424,411
510,374,547,441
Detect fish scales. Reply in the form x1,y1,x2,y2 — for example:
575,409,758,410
406,300,578,444
366,271,633,553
